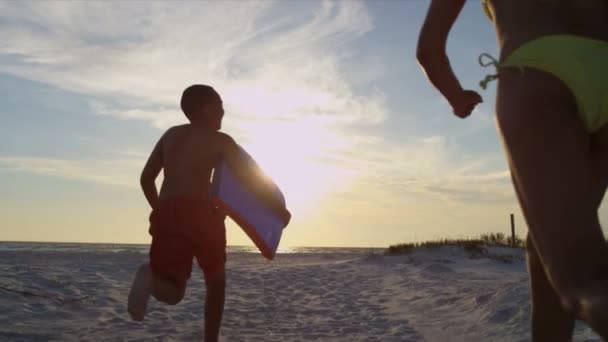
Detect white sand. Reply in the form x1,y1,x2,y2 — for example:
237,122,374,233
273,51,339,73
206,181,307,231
0,243,601,341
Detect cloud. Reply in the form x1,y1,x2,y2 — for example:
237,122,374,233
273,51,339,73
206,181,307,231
0,1,513,209
0,1,380,127
322,133,514,204
0,155,143,188
90,100,183,129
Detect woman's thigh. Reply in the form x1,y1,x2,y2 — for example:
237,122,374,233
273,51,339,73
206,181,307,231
495,67,608,292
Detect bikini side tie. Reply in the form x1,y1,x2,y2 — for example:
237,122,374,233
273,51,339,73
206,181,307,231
478,53,525,90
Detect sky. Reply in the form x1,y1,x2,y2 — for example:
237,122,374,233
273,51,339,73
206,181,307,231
2,0,607,248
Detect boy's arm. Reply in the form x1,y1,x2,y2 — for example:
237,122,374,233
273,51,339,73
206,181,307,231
416,0,481,118
140,135,164,210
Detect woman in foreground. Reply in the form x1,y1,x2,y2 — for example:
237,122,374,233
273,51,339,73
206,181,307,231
416,0,608,340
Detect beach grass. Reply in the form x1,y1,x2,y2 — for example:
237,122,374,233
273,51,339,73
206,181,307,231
386,232,525,255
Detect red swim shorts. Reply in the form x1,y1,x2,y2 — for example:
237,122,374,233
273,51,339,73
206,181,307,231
149,196,226,281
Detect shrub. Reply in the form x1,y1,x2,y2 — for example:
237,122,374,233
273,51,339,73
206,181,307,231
386,233,524,255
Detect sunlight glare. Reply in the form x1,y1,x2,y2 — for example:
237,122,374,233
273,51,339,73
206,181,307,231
243,119,357,217
223,83,360,217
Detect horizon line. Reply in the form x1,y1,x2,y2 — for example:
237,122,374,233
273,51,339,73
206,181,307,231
0,240,386,249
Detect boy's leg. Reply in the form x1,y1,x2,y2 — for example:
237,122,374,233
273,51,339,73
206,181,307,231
197,211,227,342
204,269,226,342
496,67,608,338
151,272,187,305
128,233,193,320
128,263,153,321
148,233,193,305
128,262,188,320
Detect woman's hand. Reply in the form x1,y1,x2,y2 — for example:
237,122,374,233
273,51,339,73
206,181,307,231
449,90,482,118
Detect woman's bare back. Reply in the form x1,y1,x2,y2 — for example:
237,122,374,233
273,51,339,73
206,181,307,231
488,0,608,59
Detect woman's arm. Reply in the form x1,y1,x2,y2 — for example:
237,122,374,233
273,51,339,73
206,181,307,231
416,0,482,118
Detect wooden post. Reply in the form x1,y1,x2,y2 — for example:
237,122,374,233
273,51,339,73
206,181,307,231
510,213,515,247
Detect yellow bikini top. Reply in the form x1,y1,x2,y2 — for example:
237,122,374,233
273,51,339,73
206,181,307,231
482,0,495,21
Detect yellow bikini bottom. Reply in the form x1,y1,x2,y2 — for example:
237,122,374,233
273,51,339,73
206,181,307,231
480,35,608,133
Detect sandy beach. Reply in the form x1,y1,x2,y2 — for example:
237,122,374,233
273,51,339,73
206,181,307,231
0,242,601,341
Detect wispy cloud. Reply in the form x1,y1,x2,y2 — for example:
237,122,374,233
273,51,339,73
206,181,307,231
0,155,142,188
324,133,513,204
0,1,513,209
0,1,380,127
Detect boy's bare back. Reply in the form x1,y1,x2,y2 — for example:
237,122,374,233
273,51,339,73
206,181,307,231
139,84,242,209
153,124,232,199
139,83,286,220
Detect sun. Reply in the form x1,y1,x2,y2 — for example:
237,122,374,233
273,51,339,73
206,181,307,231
240,119,357,217
222,83,359,217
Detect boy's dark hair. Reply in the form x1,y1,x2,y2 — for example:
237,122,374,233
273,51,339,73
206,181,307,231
180,84,220,122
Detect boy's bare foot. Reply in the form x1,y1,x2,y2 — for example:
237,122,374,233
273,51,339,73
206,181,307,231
128,263,153,321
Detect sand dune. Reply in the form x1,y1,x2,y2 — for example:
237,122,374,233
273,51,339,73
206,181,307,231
0,243,601,341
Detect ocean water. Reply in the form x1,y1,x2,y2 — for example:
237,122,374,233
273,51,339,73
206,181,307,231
0,241,383,256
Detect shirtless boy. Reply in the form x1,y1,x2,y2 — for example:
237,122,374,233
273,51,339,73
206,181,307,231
127,84,280,342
